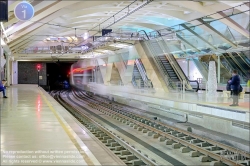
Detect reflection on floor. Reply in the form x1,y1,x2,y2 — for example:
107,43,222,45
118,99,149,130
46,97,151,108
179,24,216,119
0,85,101,165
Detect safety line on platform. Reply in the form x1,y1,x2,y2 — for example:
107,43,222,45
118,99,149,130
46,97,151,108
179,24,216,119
39,89,95,166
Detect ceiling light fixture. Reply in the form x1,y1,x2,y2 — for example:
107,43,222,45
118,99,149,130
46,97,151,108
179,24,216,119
83,32,89,40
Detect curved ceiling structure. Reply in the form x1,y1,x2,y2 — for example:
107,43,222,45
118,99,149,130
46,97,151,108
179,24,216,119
1,0,249,60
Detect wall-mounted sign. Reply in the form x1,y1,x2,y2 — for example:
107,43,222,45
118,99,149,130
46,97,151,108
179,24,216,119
39,76,42,80
0,0,8,22
14,1,34,21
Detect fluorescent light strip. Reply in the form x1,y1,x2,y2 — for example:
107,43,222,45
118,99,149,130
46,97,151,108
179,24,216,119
0,22,9,42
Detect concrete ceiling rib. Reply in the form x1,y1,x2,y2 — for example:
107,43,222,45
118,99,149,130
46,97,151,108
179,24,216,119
2,0,247,60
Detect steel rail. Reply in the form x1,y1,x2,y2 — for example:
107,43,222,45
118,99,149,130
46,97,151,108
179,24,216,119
85,91,250,158
90,102,246,166
74,90,249,166
58,91,158,166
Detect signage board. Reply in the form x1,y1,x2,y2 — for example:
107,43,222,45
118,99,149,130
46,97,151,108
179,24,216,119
0,0,8,22
14,1,34,21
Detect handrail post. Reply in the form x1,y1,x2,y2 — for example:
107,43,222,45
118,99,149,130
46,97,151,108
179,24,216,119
183,80,185,93
206,81,208,94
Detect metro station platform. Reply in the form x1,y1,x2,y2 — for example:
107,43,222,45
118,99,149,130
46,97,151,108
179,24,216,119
117,88,249,111
87,83,249,113
85,83,249,142
0,85,123,165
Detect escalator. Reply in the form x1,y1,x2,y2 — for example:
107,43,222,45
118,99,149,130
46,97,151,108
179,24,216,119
157,55,180,83
231,52,249,70
143,40,199,91
156,54,200,91
231,52,249,82
192,58,208,82
221,53,247,82
192,55,212,82
145,40,177,89
135,59,153,88
132,63,144,88
241,50,250,63
193,55,231,84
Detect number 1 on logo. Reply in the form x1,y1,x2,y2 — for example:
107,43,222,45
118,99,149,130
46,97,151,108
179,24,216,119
22,10,26,19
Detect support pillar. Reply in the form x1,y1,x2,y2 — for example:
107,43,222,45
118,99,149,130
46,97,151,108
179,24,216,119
95,67,97,83
0,30,2,81
217,55,221,84
70,65,74,85
6,55,10,86
92,69,94,82
187,59,190,79
12,61,18,85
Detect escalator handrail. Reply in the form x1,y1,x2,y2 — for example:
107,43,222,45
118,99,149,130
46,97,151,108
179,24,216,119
235,52,250,68
168,53,196,91
134,60,148,87
225,53,244,76
144,41,175,89
187,80,199,92
153,40,180,89
135,59,153,88
135,59,147,82
135,60,152,88
227,52,247,77
157,38,193,90
138,30,150,40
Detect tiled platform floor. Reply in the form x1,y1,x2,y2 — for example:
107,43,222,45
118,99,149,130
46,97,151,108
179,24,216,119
0,85,102,165
121,89,249,112
87,83,249,113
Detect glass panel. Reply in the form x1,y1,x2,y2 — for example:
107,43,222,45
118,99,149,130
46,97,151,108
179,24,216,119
229,11,249,29
146,3,249,57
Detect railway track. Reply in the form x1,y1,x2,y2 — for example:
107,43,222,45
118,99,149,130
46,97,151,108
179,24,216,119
72,89,250,166
53,91,158,166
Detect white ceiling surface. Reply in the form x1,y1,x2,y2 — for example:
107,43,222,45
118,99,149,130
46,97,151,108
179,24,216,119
2,0,249,60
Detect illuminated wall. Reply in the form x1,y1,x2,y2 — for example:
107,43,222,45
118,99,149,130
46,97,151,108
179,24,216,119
18,62,47,85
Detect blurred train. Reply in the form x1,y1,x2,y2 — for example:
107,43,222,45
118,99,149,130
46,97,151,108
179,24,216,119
70,59,100,91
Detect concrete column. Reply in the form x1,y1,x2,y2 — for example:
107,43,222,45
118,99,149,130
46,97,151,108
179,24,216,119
0,31,2,81
12,61,18,84
94,67,98,83
105,63,113,85
92,69,94,82
217,55,221,83
70,65,74,85
6,55,10,86
187,59,190,79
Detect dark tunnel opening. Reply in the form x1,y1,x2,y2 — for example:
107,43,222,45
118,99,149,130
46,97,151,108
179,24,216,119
46,62,73,91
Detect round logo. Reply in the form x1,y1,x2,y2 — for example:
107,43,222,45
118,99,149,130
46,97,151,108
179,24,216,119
14,1,35,21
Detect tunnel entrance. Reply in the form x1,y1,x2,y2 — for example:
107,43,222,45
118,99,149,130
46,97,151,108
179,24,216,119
46,62,73,91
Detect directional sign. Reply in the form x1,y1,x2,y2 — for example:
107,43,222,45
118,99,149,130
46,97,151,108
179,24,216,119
14,1,34,21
